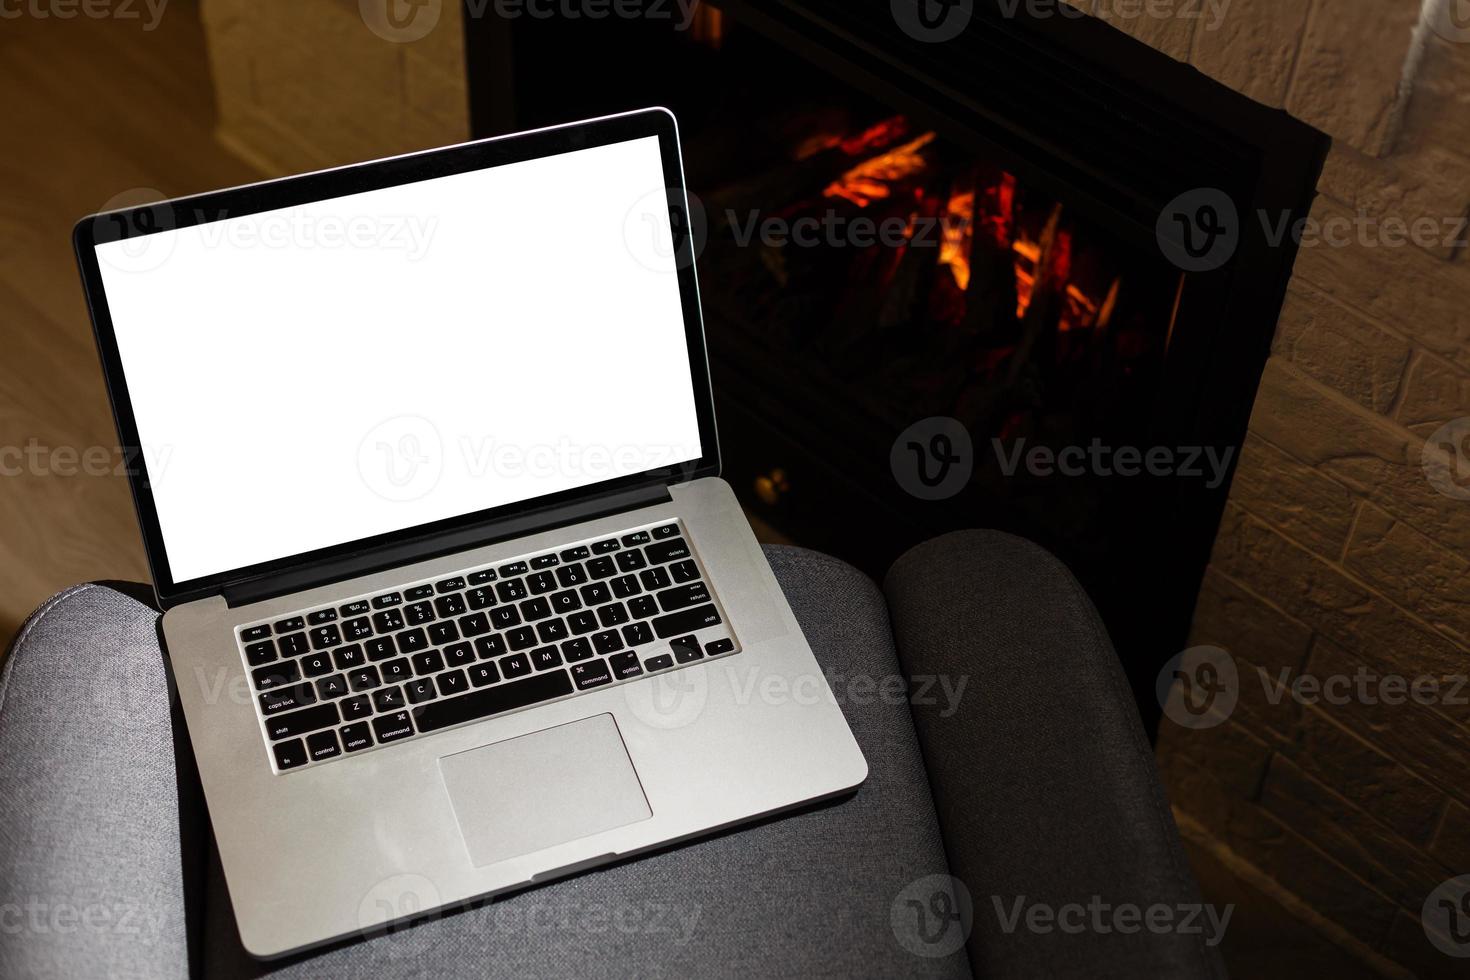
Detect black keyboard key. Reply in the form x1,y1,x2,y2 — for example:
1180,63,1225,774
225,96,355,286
561,637,594,662
274,616,306,634
653,605,722,638
340,600,371,617
340,723,373,752
598,603,630,628
468,568,497,586
496,580,528,603
622,622,654,647
371,592,403,609
611,575,641,599
644,653,674,672
405,678,437,704
259,683,316,714
396,628,428,654
380,658,413,683
372,609,405,633
348,666,381,691
706,638,736,657
672,635,704,663
520,597,552,621
444,643,475,668
333,644,366,671
273,739,307,770
567,611,599,635
506,626,537,651
580,582,612,606
436,670,469,697
571,661,613,690
309,624,342,651
428,621,460,646
341,695,373,720
500,653,532,678
278,633,310,657
475,634,507,659
467,587,496,610
265,702,339,741
253,661,300,690
527,572,557,595
652,523,680,539
530,554,559,570
646,538,691,564
373,687,406,712
530,646,563,671
241,624,272,643
414,671,574,733
301,652,333,677
435,593,467,618
316,673,349,699
550,589,582,614
497,561,529,578
468,661,500,687
615,550,648,573
306,730,341,761
405,585,435,601
245,640,277,666
591,538,620,554
560,546,591,562
556,563,588,587
656,583,712,613
670,560,700,584
405,602,435,626
307,609,338,626
592,630,624,655
609,651,643,680
621,531,652,547
628,596,659,620
365,637,396,661
587,556,617,580
412,650,446,675
640,567,671,591
537,619,569,643
372,711,415,743
343,617,373,641
490,606,521,630
436,576,467,593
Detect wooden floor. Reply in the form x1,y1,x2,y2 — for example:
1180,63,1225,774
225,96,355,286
0,1,261,646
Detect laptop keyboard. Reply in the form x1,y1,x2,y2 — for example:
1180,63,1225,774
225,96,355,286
237,521,738,773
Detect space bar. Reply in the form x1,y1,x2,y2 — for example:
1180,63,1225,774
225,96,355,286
413,671,574,733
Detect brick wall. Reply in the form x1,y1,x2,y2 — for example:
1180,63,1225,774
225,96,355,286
1074,0,1470,976
200,0,469,176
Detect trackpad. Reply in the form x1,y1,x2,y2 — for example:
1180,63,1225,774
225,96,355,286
439,714,652,868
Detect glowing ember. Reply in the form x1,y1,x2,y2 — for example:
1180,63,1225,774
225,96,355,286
939,190,976,291
823,132,936,207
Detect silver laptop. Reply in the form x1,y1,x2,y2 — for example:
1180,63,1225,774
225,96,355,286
74,107,867,959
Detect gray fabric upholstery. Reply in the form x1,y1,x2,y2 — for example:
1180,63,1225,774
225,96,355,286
0,584,190,980
885,531,1227,980
1,548,969,979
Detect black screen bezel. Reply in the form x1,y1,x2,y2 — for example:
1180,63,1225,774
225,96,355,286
73,108,719,609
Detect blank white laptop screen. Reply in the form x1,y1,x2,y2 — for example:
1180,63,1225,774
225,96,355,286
94,135,704,584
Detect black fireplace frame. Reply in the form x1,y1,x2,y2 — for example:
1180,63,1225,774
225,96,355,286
461,0,1329,733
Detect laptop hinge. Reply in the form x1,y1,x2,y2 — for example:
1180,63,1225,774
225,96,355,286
222,483,673,609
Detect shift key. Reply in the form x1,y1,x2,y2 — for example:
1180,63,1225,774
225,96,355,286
264,702,340,741
652,604,721,638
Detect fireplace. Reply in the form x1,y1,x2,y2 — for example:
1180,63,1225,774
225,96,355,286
463,0,1328,730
